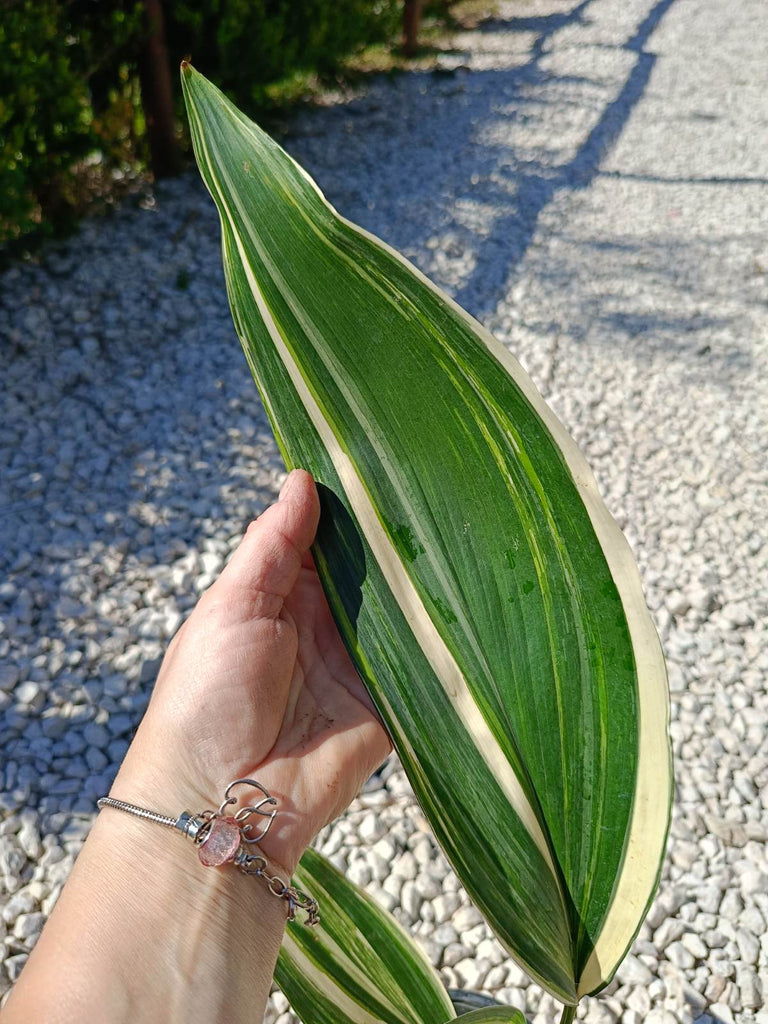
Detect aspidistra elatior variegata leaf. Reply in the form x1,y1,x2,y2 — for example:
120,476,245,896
181,64,672,1003
276,848,455,1024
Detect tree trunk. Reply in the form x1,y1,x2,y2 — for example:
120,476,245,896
402,0,422,56
137,0,180,178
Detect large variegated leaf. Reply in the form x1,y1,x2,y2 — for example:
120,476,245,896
277,847,455,1024
181,65,672,1003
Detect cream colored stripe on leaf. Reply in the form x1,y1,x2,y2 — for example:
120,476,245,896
293,858,453,1022
287,924,408,1021
288,881,417,1019
281,931,385,1024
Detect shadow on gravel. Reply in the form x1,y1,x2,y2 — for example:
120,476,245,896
289,0,756,387
598,170,768,187
283,0,745,384
450,0,680,315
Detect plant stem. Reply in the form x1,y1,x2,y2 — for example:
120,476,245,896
559,1005,577,1024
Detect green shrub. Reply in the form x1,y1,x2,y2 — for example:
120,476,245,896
166,0,400,110
0,0,399,245
0,2,91,240
0,0,142,245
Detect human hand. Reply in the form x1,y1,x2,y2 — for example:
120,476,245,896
114,469,392,875
6,470,390,1024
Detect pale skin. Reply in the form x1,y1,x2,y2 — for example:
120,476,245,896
3,469,392,1023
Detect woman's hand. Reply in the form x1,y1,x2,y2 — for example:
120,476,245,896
3,470,393,1024
117,468,393,873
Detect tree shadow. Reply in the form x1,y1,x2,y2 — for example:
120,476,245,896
282,0,753,388
452,0,680,313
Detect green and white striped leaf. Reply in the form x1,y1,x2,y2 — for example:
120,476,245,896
182,65,672,1003
276,847,455,1024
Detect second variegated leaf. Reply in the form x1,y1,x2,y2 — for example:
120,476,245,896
277,847,455,1024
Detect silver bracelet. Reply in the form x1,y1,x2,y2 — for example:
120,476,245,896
97,778,319,926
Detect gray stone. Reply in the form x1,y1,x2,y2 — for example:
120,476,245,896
719,889,744,922
453,904,484,931
496,988,527,1013
432,923,458,947
371,837,396,862
695,885,721,915
5,953,28,982
346,859,371,888
2,891,37,924
687,586,716,614
740,904,766,936
18,823,42,860
653,918,686,950
83,722,110,749
392,850,417,881
453,956,488,991
433,892,461,923
583,1002,617,1024
15,680,44,710
139,657,163,685
13,912,45,942
666,591,691,616
736,966,762,1010
399,879,421,920
358,813,386,843
414,871,441,900
626,987,650,1015
199,551,223,576
41,714,68,740
665,941,695,969
0,665,19,692
707,1004,735,1024
0,835,26,879
680,931,708,959
740,868,768,895
616,954,653,986
85,746,109,772
645,1012,678,1024
735,927,760,965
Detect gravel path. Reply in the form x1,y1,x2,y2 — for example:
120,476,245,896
1,1,766,1020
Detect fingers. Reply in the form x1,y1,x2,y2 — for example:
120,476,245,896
211,469,320,619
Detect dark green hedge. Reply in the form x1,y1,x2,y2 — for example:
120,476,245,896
0,0,141,243
0,0,400,246
167,1,400,105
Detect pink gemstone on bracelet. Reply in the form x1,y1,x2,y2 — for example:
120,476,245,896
198,816,241,867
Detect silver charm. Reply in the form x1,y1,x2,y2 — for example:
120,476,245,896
214,778,278,845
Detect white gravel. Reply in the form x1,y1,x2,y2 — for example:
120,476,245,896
1,0,766,1021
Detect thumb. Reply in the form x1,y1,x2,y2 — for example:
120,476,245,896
211,469,320,620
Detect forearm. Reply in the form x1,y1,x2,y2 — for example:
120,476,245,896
2,808,288,1023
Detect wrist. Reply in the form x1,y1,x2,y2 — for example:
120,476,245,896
111,704,314,879
6,798,290,1024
